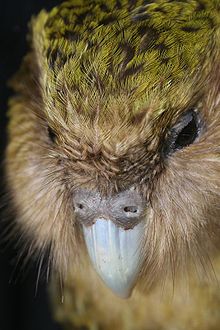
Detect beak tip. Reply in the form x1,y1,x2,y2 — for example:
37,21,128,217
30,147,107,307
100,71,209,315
107,284,133,299
96,270,135,298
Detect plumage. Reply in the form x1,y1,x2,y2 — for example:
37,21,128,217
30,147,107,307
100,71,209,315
5,0,220,329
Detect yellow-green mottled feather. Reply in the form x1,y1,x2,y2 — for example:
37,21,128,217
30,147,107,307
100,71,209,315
32,0,220,128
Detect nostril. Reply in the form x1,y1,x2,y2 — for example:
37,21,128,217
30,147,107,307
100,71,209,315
78,203,84,209
73,203,85,212
124,206,138,214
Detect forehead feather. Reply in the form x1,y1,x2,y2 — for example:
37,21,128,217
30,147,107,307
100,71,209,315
32,0,220,131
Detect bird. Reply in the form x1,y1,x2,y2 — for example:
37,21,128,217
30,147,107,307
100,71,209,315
5,0,220,329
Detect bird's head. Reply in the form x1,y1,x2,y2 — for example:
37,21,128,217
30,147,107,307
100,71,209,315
6,0,220,298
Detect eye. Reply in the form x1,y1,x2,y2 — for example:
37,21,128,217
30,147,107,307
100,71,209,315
164,110,200,155
48,126,56,143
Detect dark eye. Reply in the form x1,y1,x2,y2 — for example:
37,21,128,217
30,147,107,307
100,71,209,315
164,110,200,155
48,126,56,143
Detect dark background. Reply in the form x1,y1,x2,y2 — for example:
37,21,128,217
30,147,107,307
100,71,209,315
0,1,63,329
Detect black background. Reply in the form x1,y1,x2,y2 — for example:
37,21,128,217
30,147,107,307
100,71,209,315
0,1,63,329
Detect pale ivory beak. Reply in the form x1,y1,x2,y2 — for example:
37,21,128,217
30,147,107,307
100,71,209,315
83,218,144,298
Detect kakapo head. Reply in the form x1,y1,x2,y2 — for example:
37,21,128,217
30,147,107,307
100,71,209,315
6,0,220,297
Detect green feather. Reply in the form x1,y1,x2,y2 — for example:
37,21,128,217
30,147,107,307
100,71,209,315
32,0,220,124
